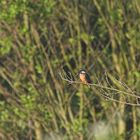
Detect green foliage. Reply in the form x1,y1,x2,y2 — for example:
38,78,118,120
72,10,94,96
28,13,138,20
0,37,12,55
0,0,140,139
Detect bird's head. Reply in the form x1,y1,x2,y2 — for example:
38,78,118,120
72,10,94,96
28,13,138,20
78,69,87,76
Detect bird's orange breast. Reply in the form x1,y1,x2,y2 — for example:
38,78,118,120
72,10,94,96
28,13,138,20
79,74,87,83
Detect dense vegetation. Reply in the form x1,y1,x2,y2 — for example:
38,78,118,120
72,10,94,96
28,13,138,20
0,0,140,140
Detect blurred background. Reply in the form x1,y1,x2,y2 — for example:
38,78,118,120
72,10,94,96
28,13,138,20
0,0,140,140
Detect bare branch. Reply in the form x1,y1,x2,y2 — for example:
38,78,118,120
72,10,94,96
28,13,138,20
59,72,140,106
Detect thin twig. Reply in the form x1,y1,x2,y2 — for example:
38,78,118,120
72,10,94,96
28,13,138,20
59,72,140,100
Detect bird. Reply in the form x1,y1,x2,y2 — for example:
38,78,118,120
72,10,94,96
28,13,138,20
78,69,92,87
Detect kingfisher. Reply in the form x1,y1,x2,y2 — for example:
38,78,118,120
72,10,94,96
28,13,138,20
78,69,92,87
